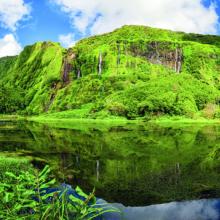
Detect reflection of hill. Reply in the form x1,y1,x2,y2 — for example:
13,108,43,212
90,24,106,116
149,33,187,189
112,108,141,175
1,121,220,205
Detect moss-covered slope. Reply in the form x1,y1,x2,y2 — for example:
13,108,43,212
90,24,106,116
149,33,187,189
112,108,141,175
1,25,220,119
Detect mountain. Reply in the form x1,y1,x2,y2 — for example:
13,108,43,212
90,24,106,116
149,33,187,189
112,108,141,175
1,25,220,120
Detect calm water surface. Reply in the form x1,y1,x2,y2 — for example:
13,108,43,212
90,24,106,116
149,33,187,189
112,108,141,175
1,120,220,206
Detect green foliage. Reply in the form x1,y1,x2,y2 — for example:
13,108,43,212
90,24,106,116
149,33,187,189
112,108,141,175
0,157,32,183
1,25,220,119
104,74,219,119
106,102,128,116
0,42,64,115
0,56,17,78
0,165,119,220
0,84,24,113
0,165,55,219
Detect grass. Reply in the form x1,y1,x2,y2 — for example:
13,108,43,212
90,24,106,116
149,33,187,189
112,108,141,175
27,112,220,124
0,114,19,120
2,112,220,129
28,113,138,131
0,156,33,183
150,115,220,124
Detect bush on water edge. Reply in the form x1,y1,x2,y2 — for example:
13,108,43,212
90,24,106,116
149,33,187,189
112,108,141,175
0,161,119,220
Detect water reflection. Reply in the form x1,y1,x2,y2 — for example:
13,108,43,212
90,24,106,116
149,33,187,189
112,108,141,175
1,120,220,206
103,199,220,220
96,160,100,181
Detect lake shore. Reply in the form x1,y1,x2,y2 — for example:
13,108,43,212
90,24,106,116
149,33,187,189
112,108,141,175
2,113,220,125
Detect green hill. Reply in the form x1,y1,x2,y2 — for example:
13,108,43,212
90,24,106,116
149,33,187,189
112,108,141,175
1,25,220,120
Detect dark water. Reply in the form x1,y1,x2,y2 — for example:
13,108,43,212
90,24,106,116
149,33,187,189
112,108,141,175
1,120,220,206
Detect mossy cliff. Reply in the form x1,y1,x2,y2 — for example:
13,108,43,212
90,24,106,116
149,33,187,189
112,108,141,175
1,25,220,119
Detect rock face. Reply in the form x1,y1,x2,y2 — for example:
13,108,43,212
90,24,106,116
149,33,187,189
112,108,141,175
130,41,183,73
147,43,182,73
62,60,72,83
62,50,75,83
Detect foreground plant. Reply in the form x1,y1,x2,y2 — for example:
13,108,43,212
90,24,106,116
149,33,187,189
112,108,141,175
0,165,119,220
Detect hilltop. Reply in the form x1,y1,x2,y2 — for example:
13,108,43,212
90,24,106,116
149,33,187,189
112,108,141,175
1,25,220,120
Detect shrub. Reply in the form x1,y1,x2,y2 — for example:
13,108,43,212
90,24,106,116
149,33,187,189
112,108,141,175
202,103,219,119
106,102,128,116
0,165,119,220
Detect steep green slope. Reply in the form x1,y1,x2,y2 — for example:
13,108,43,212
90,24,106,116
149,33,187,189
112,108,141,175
0,56,17,78
1,25,220,119
0,42,64,113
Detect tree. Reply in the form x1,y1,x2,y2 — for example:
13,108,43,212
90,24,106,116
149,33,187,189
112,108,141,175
0,84,24,113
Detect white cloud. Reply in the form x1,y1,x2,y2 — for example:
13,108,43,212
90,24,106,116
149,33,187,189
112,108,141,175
0,0,31,31
52,0,219,36
59,33,76,48
0,34,22,58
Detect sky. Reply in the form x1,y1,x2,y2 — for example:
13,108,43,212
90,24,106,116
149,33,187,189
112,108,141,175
0,0,220,58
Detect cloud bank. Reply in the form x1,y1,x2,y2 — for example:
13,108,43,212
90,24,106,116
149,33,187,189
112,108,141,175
59,33,76,48
0,0,30,57
0,0,31,31
53,0,219,37
0,34,22,58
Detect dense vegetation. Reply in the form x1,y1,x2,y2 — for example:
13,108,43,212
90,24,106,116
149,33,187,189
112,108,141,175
0,159,117,219
1,25,220,120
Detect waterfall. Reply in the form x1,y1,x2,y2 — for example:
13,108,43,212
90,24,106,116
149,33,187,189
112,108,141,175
63,59,68,82
63,59,73,83
175,162,181,185
175,162,180,174
175,48,182,73
77,69,81,79
117,43,120,66
174,49,178,72
76,155,80,166
98,52,102,76
177,57,182,73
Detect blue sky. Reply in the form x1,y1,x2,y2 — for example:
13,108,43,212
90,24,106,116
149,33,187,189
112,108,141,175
204,0,220,22
0,0,220,57
0,0,75,46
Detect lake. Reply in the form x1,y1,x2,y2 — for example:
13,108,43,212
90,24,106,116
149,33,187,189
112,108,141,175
1,120,220,207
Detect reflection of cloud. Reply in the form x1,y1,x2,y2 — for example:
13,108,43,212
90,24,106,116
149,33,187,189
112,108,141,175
100,199,220,220
122,199,220,220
